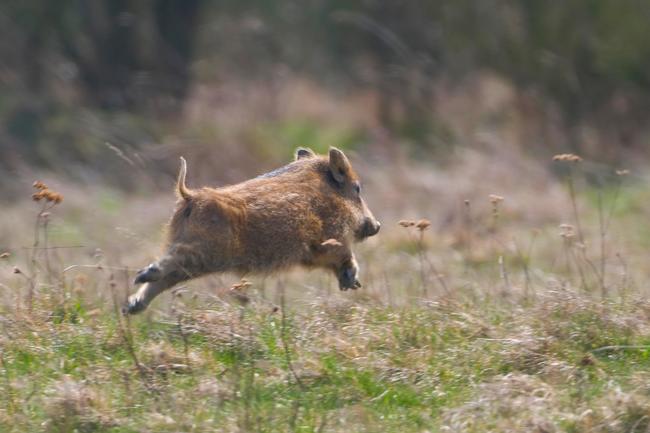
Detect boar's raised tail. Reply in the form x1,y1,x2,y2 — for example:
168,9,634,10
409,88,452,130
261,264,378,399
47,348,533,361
176,156,193,200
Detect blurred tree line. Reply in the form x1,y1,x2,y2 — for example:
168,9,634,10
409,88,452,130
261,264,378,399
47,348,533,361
2,0,650,178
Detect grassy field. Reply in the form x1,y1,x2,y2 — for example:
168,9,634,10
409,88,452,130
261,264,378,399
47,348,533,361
2,150,650,432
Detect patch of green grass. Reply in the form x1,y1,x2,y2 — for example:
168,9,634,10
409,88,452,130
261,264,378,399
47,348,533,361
3,295,650,432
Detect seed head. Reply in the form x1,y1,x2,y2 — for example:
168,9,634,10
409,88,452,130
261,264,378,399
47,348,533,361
31,182,63,204
489,194,504,204
559,224,575,239
398,220,416,228
44,191,63,203
33,181,48,190
415,219,431,231
231,279,252,291
552,153,583,163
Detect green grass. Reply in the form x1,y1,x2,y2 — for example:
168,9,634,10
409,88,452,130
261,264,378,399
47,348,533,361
2,289,650,432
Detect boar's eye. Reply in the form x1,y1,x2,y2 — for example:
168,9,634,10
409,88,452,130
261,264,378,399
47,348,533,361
353,182,361,195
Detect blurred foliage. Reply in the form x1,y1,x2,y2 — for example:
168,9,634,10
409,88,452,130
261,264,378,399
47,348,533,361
2,0,650,184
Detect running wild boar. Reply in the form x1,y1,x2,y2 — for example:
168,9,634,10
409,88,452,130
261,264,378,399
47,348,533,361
124,147,381,314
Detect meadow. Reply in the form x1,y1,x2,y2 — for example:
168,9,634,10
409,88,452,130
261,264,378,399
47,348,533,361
2,142,650,433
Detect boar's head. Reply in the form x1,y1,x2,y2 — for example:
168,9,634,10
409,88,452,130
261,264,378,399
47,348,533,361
321,147,381,241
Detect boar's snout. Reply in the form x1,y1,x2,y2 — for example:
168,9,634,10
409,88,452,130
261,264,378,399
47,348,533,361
360,217,381,239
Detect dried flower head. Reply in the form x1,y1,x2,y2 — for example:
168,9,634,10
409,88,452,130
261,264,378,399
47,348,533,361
552,153,583,163
31,181,64,204
559,224,575,239
44,191,63,203
231,279,252,291
398,220,416,228
415,219,431,231
489,194,504,204
33,181,48,190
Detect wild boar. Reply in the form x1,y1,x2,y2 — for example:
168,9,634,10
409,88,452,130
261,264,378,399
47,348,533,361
124,147,381,314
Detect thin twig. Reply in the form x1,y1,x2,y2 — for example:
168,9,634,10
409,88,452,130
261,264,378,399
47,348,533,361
591,345,650,354
108,274,152,390
21,245,86,250
279,288,305,390
567,169,585,245
597,192,606,297
498,255,512,295
616,252,629,300
62,264,137,274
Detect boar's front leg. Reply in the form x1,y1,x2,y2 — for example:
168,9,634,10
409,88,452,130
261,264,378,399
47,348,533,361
313,240,362,290
125,244,203,314
335,254,362,291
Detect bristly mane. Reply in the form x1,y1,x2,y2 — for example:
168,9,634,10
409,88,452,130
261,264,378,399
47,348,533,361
255,159,310,179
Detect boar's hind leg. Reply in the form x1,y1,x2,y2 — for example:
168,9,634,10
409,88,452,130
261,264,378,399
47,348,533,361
125,245,204,314
124,271,188,314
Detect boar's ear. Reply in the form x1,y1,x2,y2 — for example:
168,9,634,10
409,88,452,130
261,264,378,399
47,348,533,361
329,147,352,184
294,147,316,161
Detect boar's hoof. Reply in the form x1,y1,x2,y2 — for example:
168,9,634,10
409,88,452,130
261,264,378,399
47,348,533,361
338,267,361,291
123,295,147,315
134,264,162,285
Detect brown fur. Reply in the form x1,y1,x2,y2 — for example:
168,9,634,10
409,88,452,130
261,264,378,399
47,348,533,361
125,147,380,314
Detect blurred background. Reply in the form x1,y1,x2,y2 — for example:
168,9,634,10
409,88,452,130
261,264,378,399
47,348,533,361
2,0,650,297
3,1,650,189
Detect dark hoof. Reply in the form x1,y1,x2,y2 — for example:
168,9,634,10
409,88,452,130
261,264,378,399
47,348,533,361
338,267,361,291
123,296,147,315
134,264,161,285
